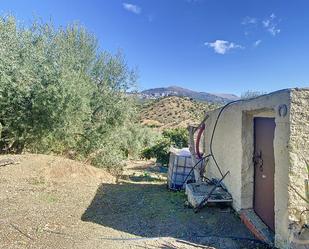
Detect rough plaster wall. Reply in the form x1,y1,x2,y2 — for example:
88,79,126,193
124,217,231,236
204,106,243,210
273,106,291,248
240,112,255,209
287,89,309,249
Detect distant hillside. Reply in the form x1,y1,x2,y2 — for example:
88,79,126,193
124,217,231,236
139,96,219,130
139,86,239,104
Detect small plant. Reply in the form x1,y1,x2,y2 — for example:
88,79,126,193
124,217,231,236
28,177,45,185
41,193,58,204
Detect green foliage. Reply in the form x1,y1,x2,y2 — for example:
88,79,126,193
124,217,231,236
141,128,189,165
162,128,188,148
120,123,160,158
0,15,157,174
141,138,171,165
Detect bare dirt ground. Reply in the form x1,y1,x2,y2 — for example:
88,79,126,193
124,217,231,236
0,155,270,249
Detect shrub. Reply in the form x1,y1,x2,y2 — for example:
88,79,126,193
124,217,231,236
141,127,189,165
162,128,188,148
141,138,171,165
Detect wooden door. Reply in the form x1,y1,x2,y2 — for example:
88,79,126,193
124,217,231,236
253,117,275,231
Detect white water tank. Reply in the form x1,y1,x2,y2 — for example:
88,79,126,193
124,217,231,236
167,148,195,190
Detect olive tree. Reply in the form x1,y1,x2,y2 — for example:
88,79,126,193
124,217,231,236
0,15,157,173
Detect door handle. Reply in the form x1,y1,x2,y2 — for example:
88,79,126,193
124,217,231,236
253,150,264,172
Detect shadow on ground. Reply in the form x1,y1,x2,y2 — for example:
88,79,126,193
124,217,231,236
127,174,166,182
81,181,270,249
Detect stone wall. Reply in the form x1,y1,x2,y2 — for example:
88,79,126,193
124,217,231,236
287,88,309,248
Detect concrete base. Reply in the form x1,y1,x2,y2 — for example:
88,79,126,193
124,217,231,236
185,182,233,208
240,209,275,247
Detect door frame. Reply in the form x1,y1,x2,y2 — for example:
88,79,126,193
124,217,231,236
240,109,276,230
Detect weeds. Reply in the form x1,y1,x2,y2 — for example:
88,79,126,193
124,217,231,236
28,177,45,186
40,193,58,204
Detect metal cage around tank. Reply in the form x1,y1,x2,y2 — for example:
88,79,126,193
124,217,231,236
167,151,195,190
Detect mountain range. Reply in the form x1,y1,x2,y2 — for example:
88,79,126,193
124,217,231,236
139,86,239,104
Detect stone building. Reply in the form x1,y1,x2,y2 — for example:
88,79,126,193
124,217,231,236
202,88,309,248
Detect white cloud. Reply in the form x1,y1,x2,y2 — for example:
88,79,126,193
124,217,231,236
204,40,244,54
266,25,281,36
253,40,262,47
262,13,280,36
263,20,270,27
241,13,281,37
242,16,258,25
122,3,141,14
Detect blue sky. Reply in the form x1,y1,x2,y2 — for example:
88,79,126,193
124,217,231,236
1,0,309,95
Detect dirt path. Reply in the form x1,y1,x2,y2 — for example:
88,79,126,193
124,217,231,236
0,155,269,249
